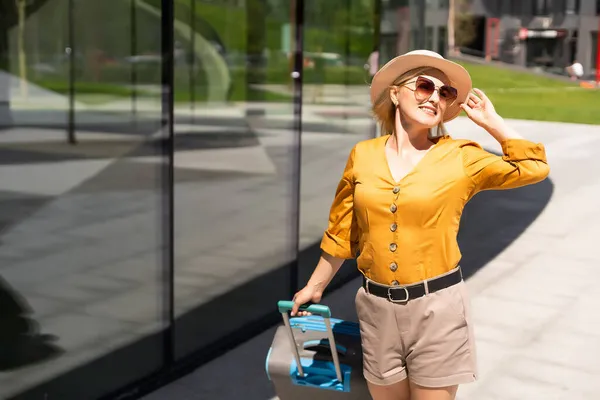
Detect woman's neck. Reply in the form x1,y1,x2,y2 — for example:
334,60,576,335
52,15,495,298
390,111,433,154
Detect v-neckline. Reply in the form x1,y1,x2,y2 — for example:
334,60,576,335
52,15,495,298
381,135,441,185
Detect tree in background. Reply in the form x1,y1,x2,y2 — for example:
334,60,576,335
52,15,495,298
15,0,28,98
447,0,476,57
448,0,456,56
302,0,374,57
246,0,266,102
0,0,50,126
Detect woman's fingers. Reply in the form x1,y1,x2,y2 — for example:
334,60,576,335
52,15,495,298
465,94,477,107
468,92,481,103
297,311,311,317
467,92,484,109
460,102,473,115
473,88,489,102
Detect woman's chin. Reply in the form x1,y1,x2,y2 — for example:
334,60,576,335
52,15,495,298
402,109,443,129
412,114,441,129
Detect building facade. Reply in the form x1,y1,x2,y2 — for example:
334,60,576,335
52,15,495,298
422,0,600,78
0,0,427,399
379,0,449,64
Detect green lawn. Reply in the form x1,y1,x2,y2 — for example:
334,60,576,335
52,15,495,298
32,60,600,125
459,62,600,125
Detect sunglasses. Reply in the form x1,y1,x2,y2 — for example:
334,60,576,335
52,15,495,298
404,76,458,103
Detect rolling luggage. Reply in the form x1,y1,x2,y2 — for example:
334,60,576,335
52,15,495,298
265,301,371,399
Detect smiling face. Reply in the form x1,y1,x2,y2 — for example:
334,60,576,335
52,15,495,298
391,69,454,129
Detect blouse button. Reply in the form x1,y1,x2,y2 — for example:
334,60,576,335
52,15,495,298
391,280,399,286
390,262,398,272
390,223,397,232
390,204,397,213
393,186,400,194
389,243,397,252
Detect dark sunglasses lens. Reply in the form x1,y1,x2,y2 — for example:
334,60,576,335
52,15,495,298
440,86,458,101
415,78,435,98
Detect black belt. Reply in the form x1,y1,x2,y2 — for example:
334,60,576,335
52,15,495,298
362,267,463,303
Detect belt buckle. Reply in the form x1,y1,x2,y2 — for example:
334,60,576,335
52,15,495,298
387,286,409,303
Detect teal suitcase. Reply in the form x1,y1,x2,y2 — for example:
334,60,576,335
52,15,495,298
265,301,371,399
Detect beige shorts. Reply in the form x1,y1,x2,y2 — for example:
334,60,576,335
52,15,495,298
355,279,477,388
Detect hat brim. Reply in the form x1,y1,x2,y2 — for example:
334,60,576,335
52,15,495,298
370,54,472,123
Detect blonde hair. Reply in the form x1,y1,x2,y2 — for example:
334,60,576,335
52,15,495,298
372,67,447,138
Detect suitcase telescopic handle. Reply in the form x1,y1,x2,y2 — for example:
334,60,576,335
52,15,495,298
277,300,343,383
277,301,331,317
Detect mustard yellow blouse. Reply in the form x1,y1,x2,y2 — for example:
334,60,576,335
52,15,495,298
320,134,550,286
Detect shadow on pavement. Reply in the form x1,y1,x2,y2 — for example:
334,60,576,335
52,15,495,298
0,113,354,166
0,275,64,372
458,177,554,280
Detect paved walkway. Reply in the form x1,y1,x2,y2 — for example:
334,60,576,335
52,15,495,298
142,117,600,400
444,119,600,400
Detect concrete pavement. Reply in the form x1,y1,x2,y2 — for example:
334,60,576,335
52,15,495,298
446,118,600,400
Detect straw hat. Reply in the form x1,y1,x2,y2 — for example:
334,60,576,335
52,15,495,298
370,50,472,122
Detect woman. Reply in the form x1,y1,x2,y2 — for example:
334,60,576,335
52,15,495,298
290,50,550,400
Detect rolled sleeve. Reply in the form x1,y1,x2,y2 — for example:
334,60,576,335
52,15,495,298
320,146,358,259
501,139,547,162
461,139,550,192
321,230,354,259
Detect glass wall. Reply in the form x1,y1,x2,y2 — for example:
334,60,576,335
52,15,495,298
171,0,297,359
0,0,165,398
0,0,423,399
298,0,379,287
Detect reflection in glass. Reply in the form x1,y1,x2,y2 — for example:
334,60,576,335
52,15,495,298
0,0,165,397
298,0,378,287
173,0,295,359
0,276,63,371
